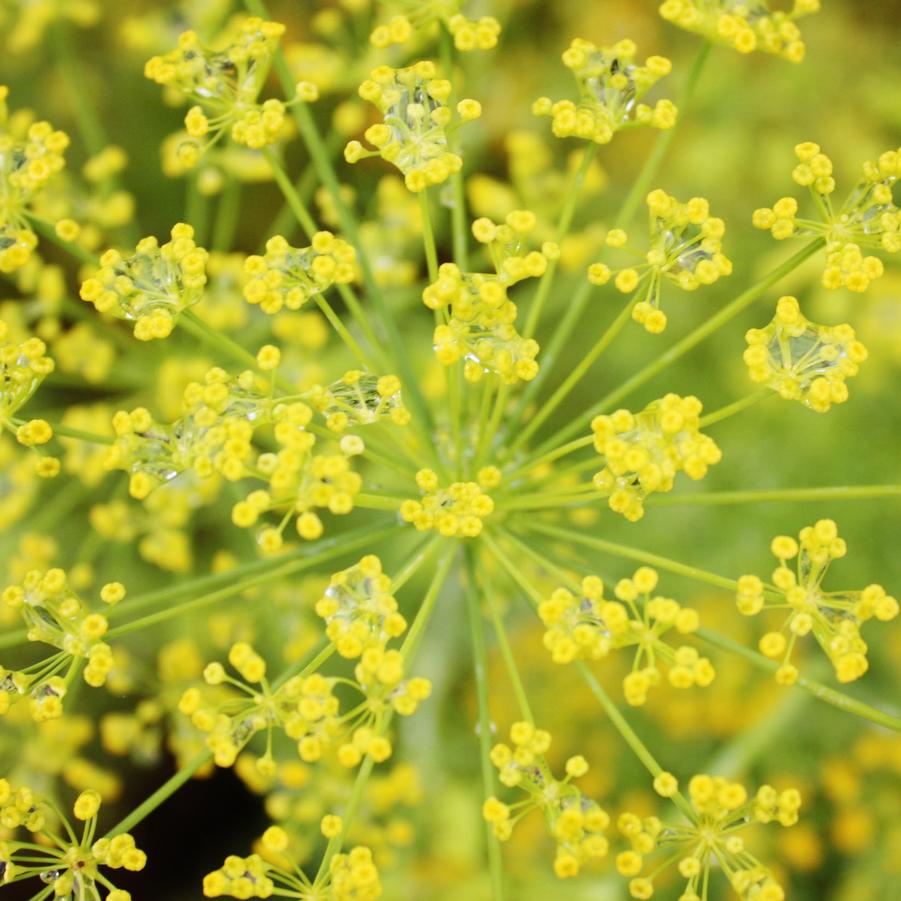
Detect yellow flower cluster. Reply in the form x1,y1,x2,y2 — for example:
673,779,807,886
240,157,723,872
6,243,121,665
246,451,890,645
0,780,145,901
203,829,381,900
0,319,54,421
483,722,609,878
0,86,69,272
144,17,296,165
370,2,501,52
659,0,819,62
737,519,898,684
243,232,357,315
1,569,125,720
400,468,495,537
539,569,713,704
310,372,410,432
315,555,407,659
534,39,676,145
753,142,901,291
591,190,731,333
426,212,552,383
591,394,722,521
618,774,799,899
744,296,868,412
80,223,209,339
345,61,481,193
184,636,429,772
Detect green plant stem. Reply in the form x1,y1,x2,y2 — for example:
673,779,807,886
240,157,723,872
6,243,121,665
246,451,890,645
103,749,211,838
525,238,825,460
506,294,638,457
464,547,507,900
313,294,378,370
696,629,901,733
647,484,901,507
614,42,712,229
698,388,770,427
521,520,743,593
44,423,114,445
185,173,210,246
23,214,99,266
439,25,469,270
179,309,264,374
262,145,317,234
212,179,242,253
522,143,598,339
352,492,405,511
400,544,457,660
505,435,594,482
419,190,440,283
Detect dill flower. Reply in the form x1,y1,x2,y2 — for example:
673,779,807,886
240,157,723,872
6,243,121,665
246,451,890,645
0,86,70,272
539,568,714,705
0,319,54,422
618,774,800,899
753,142,901,291
592,189,732,333
203,831,381,899
591,394,722,521
79,223,209,340
370,2,501,52
345,61,482,193
533,39,676,145
744,295,868,412
483,722,610,878
243,232,357,315
0,780,146,900
737,519,898,684
144,17,303,166
400,468,495,537
425,212,553,383
310,372,410,432
1,569,126,720
659,0,819,61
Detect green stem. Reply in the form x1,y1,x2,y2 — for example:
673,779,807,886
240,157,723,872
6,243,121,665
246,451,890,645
522,143,598,339
212,179,242,253
507,293,638,457
696,629,901,733
261,145,317,234
439,24,469,270
614,42,712,230
521,521,741,593
46,423,114,445
400,544,457,660
314,294,378,370
505,435,594,481
352,492,405,511
464,547,507,900
419,190,440,283
23,214,99,266
526,238,825,460
698,388,770,427
647,484,901,507
179,309,262,373
103,749,211,839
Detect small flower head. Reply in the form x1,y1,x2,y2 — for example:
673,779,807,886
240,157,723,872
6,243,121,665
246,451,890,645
400,468,494,537
738,519,898,684
145,18,292,165
370,3,501,52
0,779,145,899
0,87,70,271
80,224,209,340
316,555,407,658
0,321,55,421
754,143,901,291
534,39,676,144
310,371,410,431
346,61,480,193
243,232,357,315
618,774,800,899
485,722,609,878
659,0,818,62
602,190,732,333
591,394,722,520
744,296,868,412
